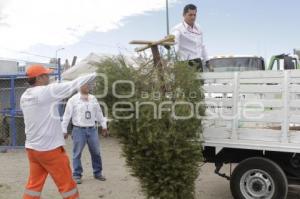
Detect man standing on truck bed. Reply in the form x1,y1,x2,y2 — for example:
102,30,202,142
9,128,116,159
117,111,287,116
171,4,208,72
21,64,96,199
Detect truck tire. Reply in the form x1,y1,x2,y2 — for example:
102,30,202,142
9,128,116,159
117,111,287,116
230,157,288,199
281,154,300,178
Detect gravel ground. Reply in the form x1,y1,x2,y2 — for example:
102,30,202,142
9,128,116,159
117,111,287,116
0,137,300,199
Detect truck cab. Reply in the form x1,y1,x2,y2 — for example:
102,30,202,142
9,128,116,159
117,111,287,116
207,55,265,72
268,54,300,70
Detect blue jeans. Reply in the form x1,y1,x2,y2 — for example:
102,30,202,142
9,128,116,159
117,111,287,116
72,127,102,179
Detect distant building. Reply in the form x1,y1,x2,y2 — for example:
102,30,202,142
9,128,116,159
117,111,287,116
0,60,19,75
0,59,57,76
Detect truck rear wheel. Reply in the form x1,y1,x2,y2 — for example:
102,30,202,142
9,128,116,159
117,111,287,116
230,157,288,199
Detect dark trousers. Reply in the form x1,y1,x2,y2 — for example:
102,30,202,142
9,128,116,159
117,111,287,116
188,58,203,72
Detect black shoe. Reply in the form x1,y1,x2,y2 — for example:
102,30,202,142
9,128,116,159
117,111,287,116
94,175,106,181
73,177,82,184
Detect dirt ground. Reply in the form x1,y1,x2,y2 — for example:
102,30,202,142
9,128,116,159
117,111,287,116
1,137,300,199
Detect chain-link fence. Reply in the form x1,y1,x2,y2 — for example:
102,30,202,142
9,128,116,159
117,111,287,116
0,73,59,149
0,75,28,149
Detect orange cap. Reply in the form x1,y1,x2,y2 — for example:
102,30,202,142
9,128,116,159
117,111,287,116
26,64,53,78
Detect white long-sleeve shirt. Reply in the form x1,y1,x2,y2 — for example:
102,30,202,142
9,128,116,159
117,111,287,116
171,21,208,61
20,73,96,151
61,93,107,133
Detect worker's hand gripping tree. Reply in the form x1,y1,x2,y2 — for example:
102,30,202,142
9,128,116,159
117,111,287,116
94,54,205,199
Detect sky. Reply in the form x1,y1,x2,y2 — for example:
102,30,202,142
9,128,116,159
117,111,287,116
0,0,300,64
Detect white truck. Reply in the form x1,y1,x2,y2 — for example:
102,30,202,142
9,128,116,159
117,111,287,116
201,69,300,199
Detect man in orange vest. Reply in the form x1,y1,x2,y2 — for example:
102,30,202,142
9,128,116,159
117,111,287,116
21,64,96,199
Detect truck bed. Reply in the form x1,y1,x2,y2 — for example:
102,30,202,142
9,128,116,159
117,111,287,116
201,70,300,154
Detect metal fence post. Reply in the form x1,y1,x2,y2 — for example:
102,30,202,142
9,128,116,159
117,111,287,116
9,76,17,147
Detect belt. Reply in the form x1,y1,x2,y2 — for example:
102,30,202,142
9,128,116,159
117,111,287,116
188,58,203,72
73,125,95,129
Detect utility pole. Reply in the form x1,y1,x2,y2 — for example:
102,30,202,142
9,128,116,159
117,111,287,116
55,47,64,82
166,0,171,59
166,0,170,35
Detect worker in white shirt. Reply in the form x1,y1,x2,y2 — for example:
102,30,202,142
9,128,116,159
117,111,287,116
171,4,208,72
62,83,108,184
21,64,96,199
